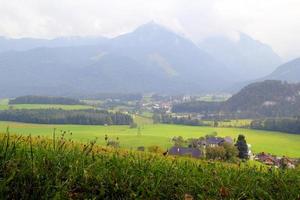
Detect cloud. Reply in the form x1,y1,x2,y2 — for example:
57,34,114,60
0,0,299,60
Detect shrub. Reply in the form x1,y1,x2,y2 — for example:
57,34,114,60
147,145,165,154
206,146,226,160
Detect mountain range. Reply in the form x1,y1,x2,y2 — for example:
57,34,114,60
0,22,298,97
264,57,300,82
199,33,282,80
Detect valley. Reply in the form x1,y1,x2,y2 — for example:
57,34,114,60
1,117,300,157
1,5,300,198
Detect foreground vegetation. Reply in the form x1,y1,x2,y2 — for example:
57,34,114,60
1,133,299,199
1,121,300,157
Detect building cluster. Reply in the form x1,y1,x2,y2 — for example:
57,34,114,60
255,152,297,169
168,136,234,158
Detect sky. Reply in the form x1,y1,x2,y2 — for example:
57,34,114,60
0,0,299,60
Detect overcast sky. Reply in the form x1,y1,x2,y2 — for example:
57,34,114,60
0,0,299,60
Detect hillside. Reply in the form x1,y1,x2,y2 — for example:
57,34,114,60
223,80,300,117
173,80,300,118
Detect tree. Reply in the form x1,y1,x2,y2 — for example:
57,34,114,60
107,139,120,148
222,142,238,161
206,146,226,160
148,145,164,154
130,122,138,128
235,134,249,159
137,127,141,136
172,136,185,147
213,120,219,127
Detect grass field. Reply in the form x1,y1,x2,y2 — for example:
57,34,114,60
0,99,94,110
1,121,300,157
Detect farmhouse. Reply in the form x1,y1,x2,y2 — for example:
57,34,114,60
255,152,279,166
168,147,202,158
255,153,296,168
197,136,233,147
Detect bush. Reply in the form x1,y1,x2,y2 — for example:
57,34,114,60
206,146,226,160
147,145,165,154
129,122,138,128
222,142,239,161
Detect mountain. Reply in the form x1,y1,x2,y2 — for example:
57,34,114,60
0,22,234,97
0,36,108,52
108,22,233,92
265,57,300,82
199,33,282,81
230,57,300,93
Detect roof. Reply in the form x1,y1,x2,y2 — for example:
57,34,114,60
206,137,225,145
255,153,279,165
169,146,202,158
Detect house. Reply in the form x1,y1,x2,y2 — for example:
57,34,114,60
168,146,202,158
279,157,296,169
255,152,279,166
202,136,233,147
255,153,297,168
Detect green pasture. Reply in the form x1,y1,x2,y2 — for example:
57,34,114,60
1,121,300,157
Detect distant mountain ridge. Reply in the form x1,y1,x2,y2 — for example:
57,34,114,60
0,22,234,97
0,36,108,52
199,33,282,80
0,22,286,97
264,57,300,82
230,57,300,93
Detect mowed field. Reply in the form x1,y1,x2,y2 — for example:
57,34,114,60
0,99,93,110
1,121,300,157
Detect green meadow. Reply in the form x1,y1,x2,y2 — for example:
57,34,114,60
1,121,300,157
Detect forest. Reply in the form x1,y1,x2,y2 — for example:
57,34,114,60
250,118,300,134
153,113,206,126
0,109,133,125
9,95,84,105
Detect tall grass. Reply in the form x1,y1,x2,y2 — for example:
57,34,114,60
0,130,299,199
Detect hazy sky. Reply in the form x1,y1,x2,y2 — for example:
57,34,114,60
0,0,299,60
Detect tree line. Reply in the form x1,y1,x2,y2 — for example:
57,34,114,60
0,109,133,125
9,95,84,105
153,113,206,126
172,101,222,114
250,118,300,134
